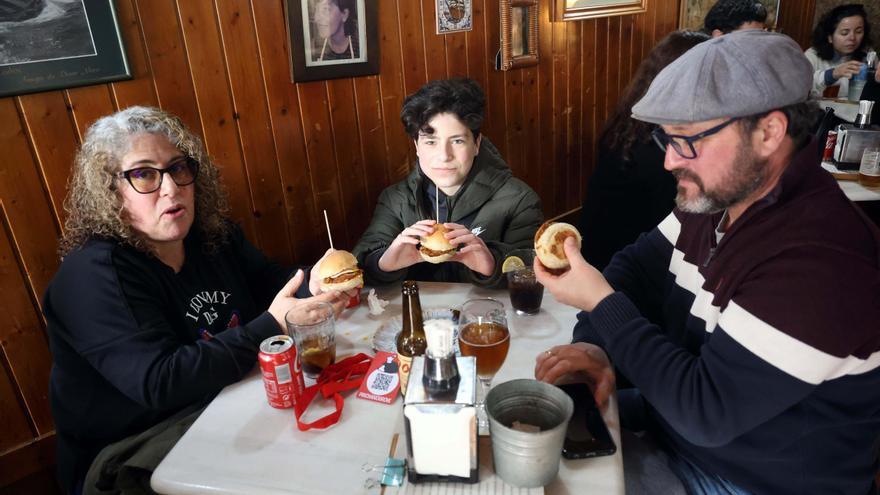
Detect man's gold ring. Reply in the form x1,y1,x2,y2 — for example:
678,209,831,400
545,350,554,357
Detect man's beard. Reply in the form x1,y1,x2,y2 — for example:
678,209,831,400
673,143,768,214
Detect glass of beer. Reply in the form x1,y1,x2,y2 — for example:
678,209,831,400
458,298,510,432
285,302,336,379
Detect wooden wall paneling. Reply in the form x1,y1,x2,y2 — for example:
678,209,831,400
174,0,259,247
643,0,658,59
483,0,508,159
550,17,566,218
605,17,622,128
326,79,370,249
777,0,816,49
398,0,429,95
250,0,319,263
111,0,159,109
660,0,677,41
0,332,34,453
135,0,201,133
594,17,609,135
377,0,412,183
297,82,350,246
520,66,540,194
216,0,294,263
16,93,79,225
0,210,53,437
0,99,61,302
465,0,489,104
536,0,554,206
503,71,524,180
421,0,448,81
0,433,55,487
621,13,636,97
565,20,583,211
445,30,469,78
581,18,598,203
353,77,392,213
65,86,116,142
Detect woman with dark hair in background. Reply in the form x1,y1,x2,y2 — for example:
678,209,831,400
577,30,710,271
312,0,359,61
805,3,877,97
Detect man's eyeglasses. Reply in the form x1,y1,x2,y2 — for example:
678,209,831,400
651,118,739,159
117,157,199,194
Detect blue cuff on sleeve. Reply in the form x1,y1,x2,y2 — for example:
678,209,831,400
824,68,837,86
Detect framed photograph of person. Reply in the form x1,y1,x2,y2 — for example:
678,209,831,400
679,0,780,31
500,0,538,70
285,0,379,82
437,0,473,34
553,0,647,22
0,1,130,98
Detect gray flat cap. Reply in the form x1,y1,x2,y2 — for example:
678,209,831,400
632,30,813,125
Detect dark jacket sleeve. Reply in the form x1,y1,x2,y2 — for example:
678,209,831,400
45,245,281,412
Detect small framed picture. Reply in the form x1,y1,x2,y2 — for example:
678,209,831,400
554,0,647,22
0,1,130,97
500,0,538,70
285,0,379,82
437,0,473,34
679,0,780,31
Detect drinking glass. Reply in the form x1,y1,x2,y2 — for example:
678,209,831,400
458,298,510,433
505,249,544,315
285,302,336,379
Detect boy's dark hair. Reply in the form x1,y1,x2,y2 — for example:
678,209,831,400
400,78,485,140
704,0,767,34
810,3,872,61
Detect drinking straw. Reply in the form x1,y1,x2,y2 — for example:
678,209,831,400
436,184,439,223
323,209,334,250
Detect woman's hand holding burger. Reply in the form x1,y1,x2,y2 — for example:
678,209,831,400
533,222,614,312
268,269,350,332
444,222,495,277
378,219,437,272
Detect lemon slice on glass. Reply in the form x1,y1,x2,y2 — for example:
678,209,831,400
502,255,526,273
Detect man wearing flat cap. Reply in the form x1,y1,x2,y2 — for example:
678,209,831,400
534,30,880,494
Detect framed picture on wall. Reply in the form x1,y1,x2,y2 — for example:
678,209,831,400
679,0,780,32
0,1,130,98
500,0,538,70
285,0,379,82
437,0,473,34
554,0,647,22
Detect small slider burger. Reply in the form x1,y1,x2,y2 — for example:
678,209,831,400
534,221,583,270
419,224,457,264
318,250,364,292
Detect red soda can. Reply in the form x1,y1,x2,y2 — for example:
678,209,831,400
259,335,304,409
346,288,362,309
823,130,837,162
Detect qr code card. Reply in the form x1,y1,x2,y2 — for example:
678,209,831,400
356,351,400,405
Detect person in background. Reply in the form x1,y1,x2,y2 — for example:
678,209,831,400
805,3,879,97
536,30,880,494
353,78,543,288
43,106,350,494
312,0,359,61
703,0,767,37
577,30,710,271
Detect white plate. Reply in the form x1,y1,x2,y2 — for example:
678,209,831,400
372,307,459,354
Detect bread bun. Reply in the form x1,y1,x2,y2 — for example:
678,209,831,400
419,224,456,264
318,250,364,292
534,222,582,269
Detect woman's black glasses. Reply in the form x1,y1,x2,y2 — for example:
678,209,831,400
117,157,199,194
651,118,739,159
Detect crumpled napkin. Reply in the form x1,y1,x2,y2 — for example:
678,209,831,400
367,289,390,316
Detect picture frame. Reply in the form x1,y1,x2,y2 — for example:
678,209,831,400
500,0,538,70
437,0,473,34
553,0,647,22
0,1,130,98
679,0,780,32
285,0,379,83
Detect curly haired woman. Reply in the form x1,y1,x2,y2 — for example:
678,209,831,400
44,106,350,494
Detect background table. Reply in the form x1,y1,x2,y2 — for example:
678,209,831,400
151,282,625,495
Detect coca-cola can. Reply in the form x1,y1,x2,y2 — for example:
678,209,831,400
259,335,304,409
823,130,837,162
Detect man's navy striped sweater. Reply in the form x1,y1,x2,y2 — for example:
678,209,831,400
574,142,880,494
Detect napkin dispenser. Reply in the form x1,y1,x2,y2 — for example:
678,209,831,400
403,355,479,483
833,126,880,165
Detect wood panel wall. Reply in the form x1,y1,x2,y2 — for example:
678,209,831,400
0,0,813,488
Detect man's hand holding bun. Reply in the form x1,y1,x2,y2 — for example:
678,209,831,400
534,236,614,312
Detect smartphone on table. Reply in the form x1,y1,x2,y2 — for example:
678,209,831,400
557,383,617,459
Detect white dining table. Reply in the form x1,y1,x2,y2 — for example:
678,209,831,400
151,282,625,495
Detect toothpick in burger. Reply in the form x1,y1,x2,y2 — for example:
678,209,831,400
419,224,457,264
534,221,582,270
318,250,364,292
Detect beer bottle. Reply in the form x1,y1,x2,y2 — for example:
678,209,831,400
397,280,426,395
